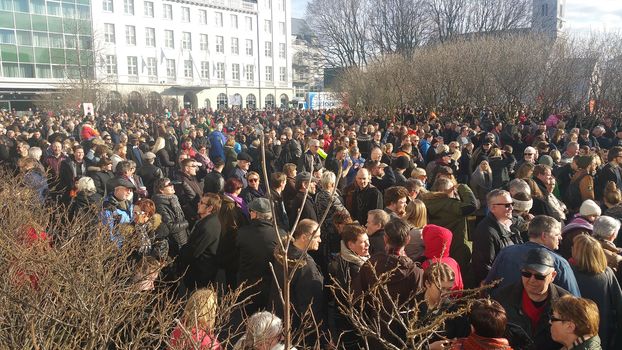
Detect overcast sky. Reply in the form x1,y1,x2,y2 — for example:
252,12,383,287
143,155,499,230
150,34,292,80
291,0,622,34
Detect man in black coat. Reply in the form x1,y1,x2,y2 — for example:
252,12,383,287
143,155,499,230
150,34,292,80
182,193,222,291
595,146,622,201
286,171,318,229
237,198,281,315
343,168,384,225
152,178,189,258
175,158,204,227
136,152,163,196
203,157,225,194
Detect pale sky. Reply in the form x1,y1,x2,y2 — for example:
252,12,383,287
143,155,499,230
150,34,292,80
291,0,622,34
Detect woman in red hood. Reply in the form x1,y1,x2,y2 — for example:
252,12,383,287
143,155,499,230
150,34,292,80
421,224,464,291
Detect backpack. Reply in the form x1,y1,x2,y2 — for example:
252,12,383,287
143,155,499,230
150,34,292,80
565,173,588,210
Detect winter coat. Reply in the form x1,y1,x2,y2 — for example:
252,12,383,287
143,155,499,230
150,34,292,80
421,224,464,291
493,282,569,350
136,163,163,196
155,148,175,178
203,170,225,194
297,149,323,173
314,188,347,254
489,155,516,189
101,193,134,232
472,213,522,285
450,333,513,350
216,194,249,280
182,213,221,289
560,216,593,260
286,191,318,230
595,163,622,201
152,193,189,257
343,183,384,225
240,186,264,206
86,166,114,197
419,184,478,272
68,191,102,223
572,265,622,350
175,172,203,225
569,336,602,350
470,169,493,216
208,129,226,161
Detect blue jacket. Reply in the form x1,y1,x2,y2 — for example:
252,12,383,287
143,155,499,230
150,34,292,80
101,194,134,245
208,130,226,160
484,241,581,297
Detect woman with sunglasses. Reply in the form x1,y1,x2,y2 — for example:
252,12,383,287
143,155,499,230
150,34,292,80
550,296,601,350
570,234,622,350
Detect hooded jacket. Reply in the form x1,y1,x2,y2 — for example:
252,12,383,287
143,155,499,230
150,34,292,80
152,193,189,256
421,224,464,291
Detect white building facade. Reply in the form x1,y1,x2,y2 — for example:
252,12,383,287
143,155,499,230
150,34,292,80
92,0,293,111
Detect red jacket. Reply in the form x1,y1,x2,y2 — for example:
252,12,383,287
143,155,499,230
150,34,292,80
421,224,464,291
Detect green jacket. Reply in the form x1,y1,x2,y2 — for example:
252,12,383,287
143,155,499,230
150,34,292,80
570,335,601,350
419,184,477,271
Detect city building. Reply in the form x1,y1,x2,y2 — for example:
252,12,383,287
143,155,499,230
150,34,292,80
290,17,322,105
532,0,567,38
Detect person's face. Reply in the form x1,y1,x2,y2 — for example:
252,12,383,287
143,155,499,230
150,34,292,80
541,229,562,250
115,186,132,201
549,310,572,344
536,169,553,186
310,143,320,154
371,148,382,161
197,197,212,217
136,270,159,291
307,180,317,194
425,280,454,306
133,207,149,224
393,197,408,216
307,229,322,251
239,160,250,170
356,170,370,188
374,132,382,141
33,131,41,139
247,175,260,190
161,181,175,195
521,268,556,299
185,163,197,176
365,216,380,234
373,165,385,177
347,233,370,257
52,142,62,156
74,148,85,162
489,193,514,221
524,151,535,162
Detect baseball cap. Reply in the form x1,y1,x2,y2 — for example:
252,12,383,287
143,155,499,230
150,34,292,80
522,249,555,275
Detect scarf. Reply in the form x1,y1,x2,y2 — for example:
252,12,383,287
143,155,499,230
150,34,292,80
225,192,249,217
339,241,369,267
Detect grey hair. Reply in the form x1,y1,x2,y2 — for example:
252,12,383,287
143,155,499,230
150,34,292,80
255,211,273,221
508,178,531,196
76,176,96,194
240,311,283,349
527,215,561,239
28,146,43,160
368,209,390,227
592,216,621,240
486,189,510,204
320,171,336,190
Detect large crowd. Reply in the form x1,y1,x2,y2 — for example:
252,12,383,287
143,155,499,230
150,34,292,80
1,106,621,350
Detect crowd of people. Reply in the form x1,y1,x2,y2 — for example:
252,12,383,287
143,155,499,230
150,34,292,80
1,106,622,349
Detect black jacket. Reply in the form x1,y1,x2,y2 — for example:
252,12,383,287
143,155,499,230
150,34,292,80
596,163,622,201
136,163,163,196
203,170,225,194
86,167,114,198
182,213,221,289
286,191,318,229
471,213,522,285
236,219,280,312
494,282,569,350
175,172,203,226
152,193,189,257
343,184,384,225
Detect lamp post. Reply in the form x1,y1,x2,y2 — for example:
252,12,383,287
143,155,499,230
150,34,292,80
225,83,229,108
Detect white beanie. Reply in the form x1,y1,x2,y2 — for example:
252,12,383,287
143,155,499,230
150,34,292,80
580,199,602,217
512,197,533,212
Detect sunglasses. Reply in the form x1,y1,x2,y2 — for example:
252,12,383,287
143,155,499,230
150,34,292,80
520,270,549,281
524,153,534,156
248,178,259,182
492,202,513,209
164,183,174,187
550,316,567,323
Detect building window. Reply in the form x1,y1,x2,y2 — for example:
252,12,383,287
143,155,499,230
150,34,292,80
216,36,224,53
124,0,134,15
245,16,252,30
279,21,285,35
199,10,207,24
231,37,239,54
166,59,176,78
245,39,253,55
143,1,153,17
215,12,223,27
265,66,272,81
127,56,138,75
216,62,225,79
125,25,136,45
164,30,174,48
105,55,117,74
279,43,286,59
181,7,190,22
246,94,256,108
245,64,254,81
200,61,209,78
182,32,191,50
103,0,113,12
145,27,155,47
104,23,115,43
279,67,286,82
217,93,227,108
200,34,208,51
265,41,272,57
163,3,172,19
230,14,238,28
264,20,272,33
232,63,240,80
184,60,193,78
147,57,157,76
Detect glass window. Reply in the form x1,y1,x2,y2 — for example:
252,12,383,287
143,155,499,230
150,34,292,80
102,0,112,12
246,94,256,108
245,64,253,81
49,33,63,48
279,21,285,35
146,57,156,76
216,62,224,79
47,1,60,16
245,16,252,30
19,63,34,77
3,63,19,77
279,43,286,58
215,12,222,27
265,66,272,81
183,59,192,78
64,34,76,48
265,94,275,107
198,9,206,24
104,23,115,43
231,37,238,54
200,34,208,51
0,29,16,44
143,1,153,17
200,61,208,78
264,20,271,33
124,0,133,15
162,3,171,19
264,41,272,57
279,67,286,81
105,54,117,74
127,56,138,75
14,30,30,45
62,3,75,18
181,6,189,22
230,14,237,28
79,35,91,49
36,64,51,78
232,63,239,80
30,0,45,14
216,93,227,108
182,31,191,50
245,39,252,55
125,25,136,45
164,30,173,48
14,0,29,12
32,32,48,47
0,0,13,11
77,5,89,19
215,36,223,53
51,64,64,78
166,58,175,78
145,27,155,47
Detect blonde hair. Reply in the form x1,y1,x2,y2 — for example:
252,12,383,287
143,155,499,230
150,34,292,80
604,181,622,207
572,234,608,274
183,288,218,330
553,295,600,337
489,147,502,158
403,199,427,229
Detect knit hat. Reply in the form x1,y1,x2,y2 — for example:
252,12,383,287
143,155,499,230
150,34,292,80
512,196,533,212
538,155,554,167
575,155,594,170
580,199,602,217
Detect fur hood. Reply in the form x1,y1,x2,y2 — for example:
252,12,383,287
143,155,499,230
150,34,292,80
419,191,451,201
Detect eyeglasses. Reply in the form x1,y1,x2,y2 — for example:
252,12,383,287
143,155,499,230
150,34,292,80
134,210,145,216
492,202,513,208
550,316,567,323
524,153,534,156
164,183,174,187
520,270,549,281
248,178,259,182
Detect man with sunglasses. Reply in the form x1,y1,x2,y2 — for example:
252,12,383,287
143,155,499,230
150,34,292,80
484,215,581,297
494,249,570,350
472,189,523,286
